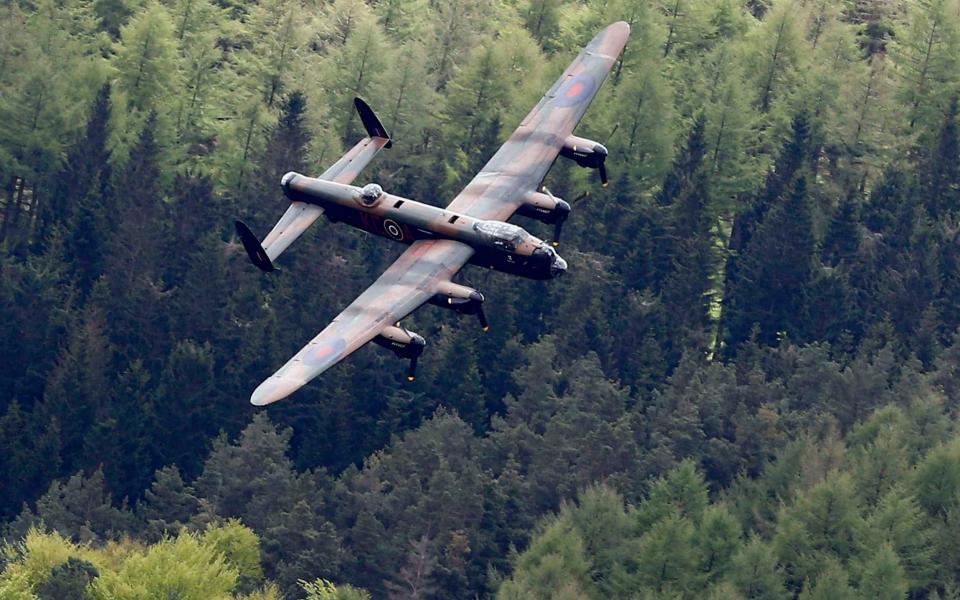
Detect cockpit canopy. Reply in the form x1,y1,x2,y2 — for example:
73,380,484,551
473,220,530,251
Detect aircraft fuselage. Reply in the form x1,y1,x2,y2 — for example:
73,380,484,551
281,172,567,280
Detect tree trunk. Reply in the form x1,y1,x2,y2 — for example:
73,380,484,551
0,175,17,243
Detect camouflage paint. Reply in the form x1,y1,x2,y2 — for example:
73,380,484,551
246,22,630,405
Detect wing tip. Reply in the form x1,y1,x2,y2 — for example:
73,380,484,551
250,376,303,406
606,21,630,44
585,21,630,56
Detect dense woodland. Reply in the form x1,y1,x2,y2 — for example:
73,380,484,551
5,0,960,597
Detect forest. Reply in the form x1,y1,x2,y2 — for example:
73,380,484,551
4,0,960,597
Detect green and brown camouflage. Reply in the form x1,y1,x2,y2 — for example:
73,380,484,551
237,21,630,406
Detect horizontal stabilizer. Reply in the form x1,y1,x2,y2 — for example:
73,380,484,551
235,220,275,272
355,97,392,148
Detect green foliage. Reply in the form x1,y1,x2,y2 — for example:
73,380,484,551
36,556,98,600
497,514,593,599
10,468,136,545
9,1,960,599
0,528,88,597
729,536,785,599
301,578,371,600
88,531,238,600
857,544,909,600
203,520,264,593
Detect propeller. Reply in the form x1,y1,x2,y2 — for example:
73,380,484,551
594,144,609,187
597,123,618,188
407,356,418,382
477,303,490,331
571,191,591,205
542,187,571,246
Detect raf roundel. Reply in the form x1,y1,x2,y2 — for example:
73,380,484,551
555,74,598,107
383,219,405,241
304,338,347,368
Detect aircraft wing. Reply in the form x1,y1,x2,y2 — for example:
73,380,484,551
250,239,474,405
445,21,629,221
237,98,391,271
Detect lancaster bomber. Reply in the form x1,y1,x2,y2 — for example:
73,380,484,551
236,22,631,405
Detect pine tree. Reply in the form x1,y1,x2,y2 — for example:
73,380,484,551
327,15,391,140
496,514,593,599
724,174,817,350
35,300,113,477
246,90,312,226
821,191,861,267
262,500,344,598
138,465,202,541
920,96,960,218
44,84,112,243
657,115,708,208
12,468,136,544
912,439,960,519
384,535,438,600
193,413,301,528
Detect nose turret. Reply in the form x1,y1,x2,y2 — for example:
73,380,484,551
550,254,567,277
534,243,567,278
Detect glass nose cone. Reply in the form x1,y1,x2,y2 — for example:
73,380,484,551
550,256,567,277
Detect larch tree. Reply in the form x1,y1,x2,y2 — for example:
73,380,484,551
326,13,392,141
425,0,491,91
523,0,562,50
743,0,806,114
110,1,181,164
892,0,960,137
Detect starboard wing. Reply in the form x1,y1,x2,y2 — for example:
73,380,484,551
444,21,629,221
250,239,474,405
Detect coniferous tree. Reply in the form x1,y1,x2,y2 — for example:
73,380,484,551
139,465,202,541
724,174,817,350
656,114,708,208
10,468,136,544
822,191,861,267
45,84,112,248
728,536,787,599
857,544,909,600
920,96,960,218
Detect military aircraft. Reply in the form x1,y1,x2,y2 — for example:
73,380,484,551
236,21,630,405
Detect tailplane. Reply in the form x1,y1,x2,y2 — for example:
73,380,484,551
236,97,391,271
235,220,275,272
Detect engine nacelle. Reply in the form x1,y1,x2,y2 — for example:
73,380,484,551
429,282,489,330
373,325,426,358
560,135,609,186
518,188,572,245
373,324,425,381
517,190,572,225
